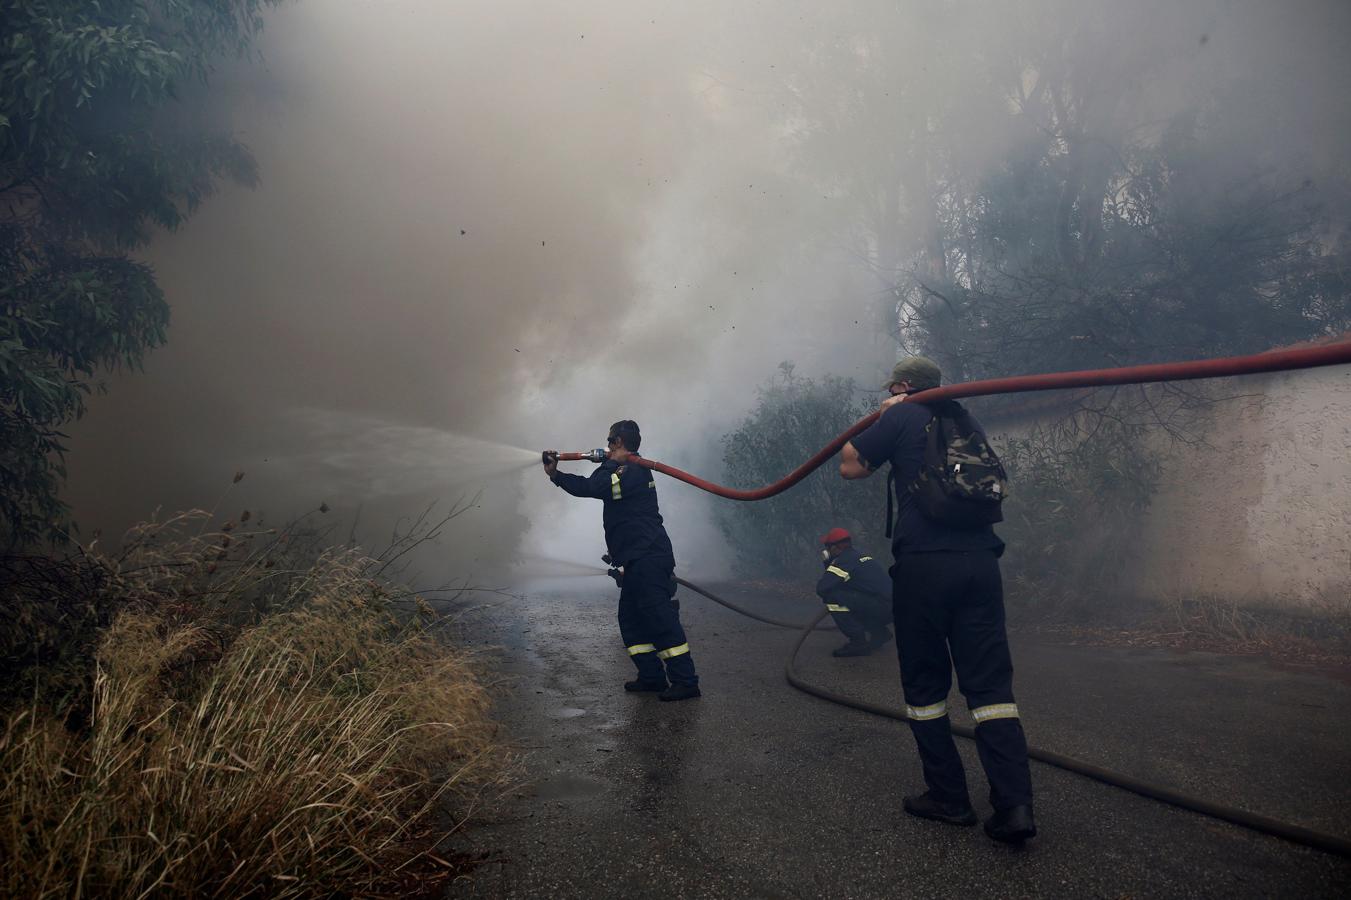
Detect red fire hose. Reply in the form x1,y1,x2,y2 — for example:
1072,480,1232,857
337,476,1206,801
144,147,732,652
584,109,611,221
623,340,1351,497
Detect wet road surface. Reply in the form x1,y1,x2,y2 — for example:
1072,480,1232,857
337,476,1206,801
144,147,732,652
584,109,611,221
447,581,1351,898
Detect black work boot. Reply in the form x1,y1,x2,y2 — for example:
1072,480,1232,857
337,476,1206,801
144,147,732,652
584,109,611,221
984,804,1037,844
867,627,893,650
903,792,978,827
832,641,871,657
658,682,701,702
624,678,668,693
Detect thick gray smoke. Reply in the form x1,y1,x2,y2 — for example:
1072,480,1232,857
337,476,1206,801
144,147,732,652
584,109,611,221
63,0,1350,585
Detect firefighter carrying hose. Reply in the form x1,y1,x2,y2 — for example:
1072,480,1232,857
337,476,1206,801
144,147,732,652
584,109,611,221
815,527,894,657
543,420,701,702
839,356,1036,844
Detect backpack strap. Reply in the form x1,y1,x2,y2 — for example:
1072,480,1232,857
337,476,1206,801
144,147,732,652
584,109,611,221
930,402,960,465
917,407,944,490
885,467,896,539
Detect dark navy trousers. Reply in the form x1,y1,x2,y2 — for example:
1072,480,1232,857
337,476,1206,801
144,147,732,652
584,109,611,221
828,598,891,644
618,555,698,686
892,550,1033,811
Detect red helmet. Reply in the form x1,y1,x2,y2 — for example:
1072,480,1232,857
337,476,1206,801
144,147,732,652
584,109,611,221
820,527,852,546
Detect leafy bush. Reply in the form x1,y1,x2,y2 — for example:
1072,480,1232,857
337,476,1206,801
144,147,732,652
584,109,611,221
992,410,1160,620
718,363,889,578
1,1,281,547
717,363,1168,614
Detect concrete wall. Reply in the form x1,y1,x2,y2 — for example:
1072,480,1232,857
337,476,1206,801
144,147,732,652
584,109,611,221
1129,364,1351,612
988,363,1351,613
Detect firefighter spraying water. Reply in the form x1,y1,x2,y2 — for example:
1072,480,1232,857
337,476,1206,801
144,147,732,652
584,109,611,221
542,420,701,702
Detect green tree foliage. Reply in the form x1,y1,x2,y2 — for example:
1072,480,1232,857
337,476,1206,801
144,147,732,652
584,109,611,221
1,1,278,547
718,363,888,578
902,80,1351,389
777,2,1350,384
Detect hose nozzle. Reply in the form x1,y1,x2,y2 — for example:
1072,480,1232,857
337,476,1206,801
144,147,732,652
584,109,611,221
544,449,607,463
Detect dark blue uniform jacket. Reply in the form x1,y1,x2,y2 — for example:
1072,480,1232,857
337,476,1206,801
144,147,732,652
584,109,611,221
815,546,892,610
552,457,674,566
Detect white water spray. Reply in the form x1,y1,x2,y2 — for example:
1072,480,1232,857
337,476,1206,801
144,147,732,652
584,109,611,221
278,407,540,499
513,554,609,578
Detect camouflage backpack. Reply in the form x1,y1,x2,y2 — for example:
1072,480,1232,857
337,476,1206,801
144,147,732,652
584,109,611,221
887,400,1008,533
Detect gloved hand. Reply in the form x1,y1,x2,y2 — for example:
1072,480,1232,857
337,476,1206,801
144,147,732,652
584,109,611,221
607,567,624,588
601,553,613,567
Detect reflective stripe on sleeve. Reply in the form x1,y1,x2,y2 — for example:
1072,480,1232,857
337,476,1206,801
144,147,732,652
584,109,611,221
610,473,622,500
859,556,873,562
971,703,1019,723
905,701,948,721
825,565,851,581
627,643,657,656
825,604,851,613
656,643,690,659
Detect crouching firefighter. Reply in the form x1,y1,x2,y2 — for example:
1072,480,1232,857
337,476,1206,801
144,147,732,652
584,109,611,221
816,528,893,657
543,420,701,701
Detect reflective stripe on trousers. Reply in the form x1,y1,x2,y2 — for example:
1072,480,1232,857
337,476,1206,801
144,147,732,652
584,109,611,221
906,701,948,721
971,702,1019,723
656,642,689,659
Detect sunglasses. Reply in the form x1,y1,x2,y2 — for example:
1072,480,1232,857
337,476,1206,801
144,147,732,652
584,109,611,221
606,435,620,446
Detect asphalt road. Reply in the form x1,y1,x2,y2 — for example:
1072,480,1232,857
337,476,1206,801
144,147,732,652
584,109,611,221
446,579,1351,898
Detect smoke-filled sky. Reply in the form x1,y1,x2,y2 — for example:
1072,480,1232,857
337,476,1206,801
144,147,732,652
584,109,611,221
63,0,1351,583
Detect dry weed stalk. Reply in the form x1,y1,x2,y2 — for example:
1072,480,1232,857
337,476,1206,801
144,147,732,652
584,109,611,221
0,515,513,898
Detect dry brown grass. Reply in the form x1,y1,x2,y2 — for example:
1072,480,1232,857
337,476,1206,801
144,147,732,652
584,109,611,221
1025,591,1351,672
0,514,512,898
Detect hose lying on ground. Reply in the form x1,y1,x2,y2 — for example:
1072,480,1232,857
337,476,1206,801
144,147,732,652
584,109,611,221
675,577,830,631
674,577,1351,859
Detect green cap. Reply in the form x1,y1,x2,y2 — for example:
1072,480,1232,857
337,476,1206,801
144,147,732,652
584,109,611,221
885,356,942,391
